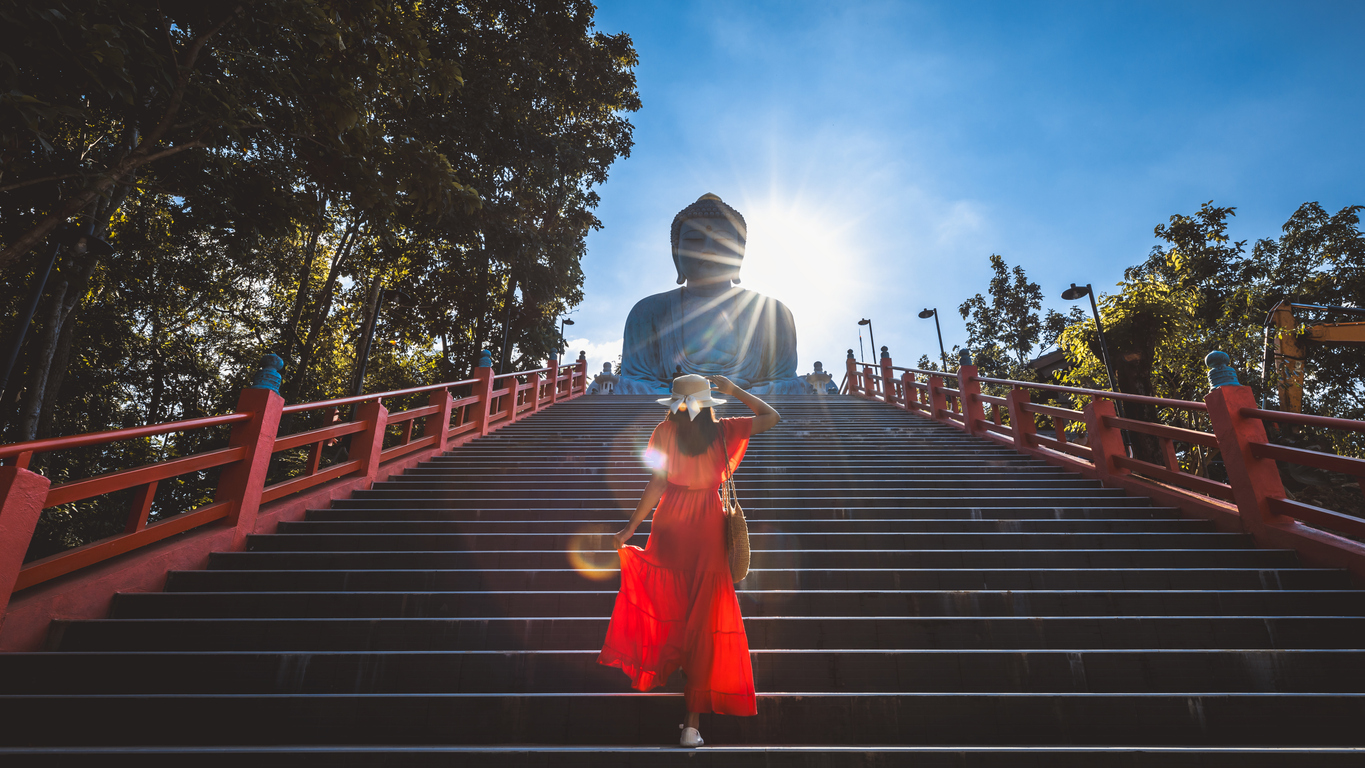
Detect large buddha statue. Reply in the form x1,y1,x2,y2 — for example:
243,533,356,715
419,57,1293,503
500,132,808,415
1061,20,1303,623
615,194,806,395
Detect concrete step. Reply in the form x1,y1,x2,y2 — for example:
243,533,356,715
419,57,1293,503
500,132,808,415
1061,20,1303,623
109,589,1365,619
2,745,1362,767
312,504,1180,520
206,548,1302,570
7,649,1365,695
285,517,1210,533
166,567,1351,593
243,531,1255,553
48,615,1365,652
2,691,1364,747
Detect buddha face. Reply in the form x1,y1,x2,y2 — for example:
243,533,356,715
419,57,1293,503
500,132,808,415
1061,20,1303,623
675,218,743,287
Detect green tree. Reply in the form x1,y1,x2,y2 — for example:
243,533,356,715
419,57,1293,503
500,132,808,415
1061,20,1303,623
0,0,639,560
958,254,1044,377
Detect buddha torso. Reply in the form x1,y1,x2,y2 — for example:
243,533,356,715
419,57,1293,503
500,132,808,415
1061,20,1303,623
612,192,808,395
680,288,743,366
615,286,806,395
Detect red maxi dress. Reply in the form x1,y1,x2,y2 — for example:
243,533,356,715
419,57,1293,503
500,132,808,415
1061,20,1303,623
597,416,758,716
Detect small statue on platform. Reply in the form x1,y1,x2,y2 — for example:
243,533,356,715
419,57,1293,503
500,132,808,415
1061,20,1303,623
589,362,621,395
804,361,836,395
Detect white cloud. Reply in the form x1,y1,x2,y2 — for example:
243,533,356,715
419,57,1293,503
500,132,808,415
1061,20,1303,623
564,337,623,377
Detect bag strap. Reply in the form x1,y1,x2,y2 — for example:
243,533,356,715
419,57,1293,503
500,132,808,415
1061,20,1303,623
716,419,738,507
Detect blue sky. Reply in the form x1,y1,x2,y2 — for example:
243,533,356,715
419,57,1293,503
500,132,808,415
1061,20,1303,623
565,1,1365,378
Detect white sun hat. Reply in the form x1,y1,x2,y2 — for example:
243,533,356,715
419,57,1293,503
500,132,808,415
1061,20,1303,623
656,374,726,420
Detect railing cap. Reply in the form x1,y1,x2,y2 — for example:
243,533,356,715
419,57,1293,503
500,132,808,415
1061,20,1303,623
250,354,284,393
1206,350,1239,389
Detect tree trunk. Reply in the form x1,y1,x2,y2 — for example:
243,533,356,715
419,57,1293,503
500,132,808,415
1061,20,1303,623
350,271,386,396
499,271,518,374
16,279,68,442
34,304,76,442
281,195,329,361
284,218,360,402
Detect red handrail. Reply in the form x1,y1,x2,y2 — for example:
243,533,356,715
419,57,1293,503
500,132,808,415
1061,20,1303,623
0,413,253,461
848,347,1365,583
1242,407,1365,434
280,378,480,414
976,375,1209,412
0,355,590,634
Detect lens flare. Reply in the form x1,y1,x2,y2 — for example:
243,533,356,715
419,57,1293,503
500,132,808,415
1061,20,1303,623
566,531,619,581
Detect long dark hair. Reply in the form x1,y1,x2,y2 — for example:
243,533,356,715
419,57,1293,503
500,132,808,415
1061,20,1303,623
668,407,720,456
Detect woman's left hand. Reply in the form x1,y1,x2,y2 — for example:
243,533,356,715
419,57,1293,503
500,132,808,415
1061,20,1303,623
612,528,635,550
706,375,741,396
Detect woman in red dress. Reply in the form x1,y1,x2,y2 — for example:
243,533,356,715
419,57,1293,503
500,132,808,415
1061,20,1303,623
598,374,780,748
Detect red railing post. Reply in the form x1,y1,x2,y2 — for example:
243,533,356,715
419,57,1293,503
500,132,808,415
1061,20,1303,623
529,371,542,414
846,351,860,396
547,359,560,404
879,348,895,405
927,374,948,422
1083,398,1129,482
424,387,454,452
862,365,875,400
506,375,522,424
350,399,389,486
1205,382,1287,534
1007,387,1036,452
957,362,987,435
214,386,284,548
900,371,915,411
472,351,496,436
0,467,51,626
574,351,587,396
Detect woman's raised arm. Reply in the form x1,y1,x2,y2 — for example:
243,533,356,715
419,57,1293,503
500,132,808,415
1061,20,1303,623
706,375,780,435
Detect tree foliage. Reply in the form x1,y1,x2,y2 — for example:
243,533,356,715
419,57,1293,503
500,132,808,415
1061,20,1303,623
0,0,638,558
957,254,1043,377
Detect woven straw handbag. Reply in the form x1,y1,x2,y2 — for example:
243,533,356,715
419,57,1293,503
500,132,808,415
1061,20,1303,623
718,425,750,582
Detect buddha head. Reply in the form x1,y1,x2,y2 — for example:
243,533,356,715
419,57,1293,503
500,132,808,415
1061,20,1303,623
671,193,747,287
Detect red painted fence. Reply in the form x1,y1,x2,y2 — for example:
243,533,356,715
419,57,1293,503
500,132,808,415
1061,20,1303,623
0,354,587,649
844,351,1365,582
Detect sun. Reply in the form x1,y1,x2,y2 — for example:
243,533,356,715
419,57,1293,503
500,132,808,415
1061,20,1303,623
734,197,867,365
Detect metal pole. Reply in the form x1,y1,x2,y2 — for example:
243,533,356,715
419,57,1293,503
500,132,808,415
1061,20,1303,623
0,239,63,401
858,330,865,362
932,311,947,370
1086,286,1120,394
867,322,876,361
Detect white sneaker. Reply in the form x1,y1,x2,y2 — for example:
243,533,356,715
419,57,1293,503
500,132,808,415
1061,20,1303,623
679,725,704,748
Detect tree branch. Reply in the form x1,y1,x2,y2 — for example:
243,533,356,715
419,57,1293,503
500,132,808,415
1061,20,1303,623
0,141,205,270
0,172,89,193
142,3,249,148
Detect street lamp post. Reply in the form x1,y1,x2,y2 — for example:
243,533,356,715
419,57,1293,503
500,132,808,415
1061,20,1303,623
858,318,875,362
1060,283,1120,395
558,318,575,364
917,308,949,370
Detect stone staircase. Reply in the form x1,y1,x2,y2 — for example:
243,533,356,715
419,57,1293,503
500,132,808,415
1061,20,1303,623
2,395,1364,765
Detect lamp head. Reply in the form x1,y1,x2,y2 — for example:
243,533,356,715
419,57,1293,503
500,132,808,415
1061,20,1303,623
69,235,114,258
1061,283,1091,301
917,308,936,319
857,318,871,326
562,318,575,326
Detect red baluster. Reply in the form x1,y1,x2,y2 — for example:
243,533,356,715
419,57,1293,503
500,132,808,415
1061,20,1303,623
214,386,285,549
0,466,51,626
1083,399,1129,482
